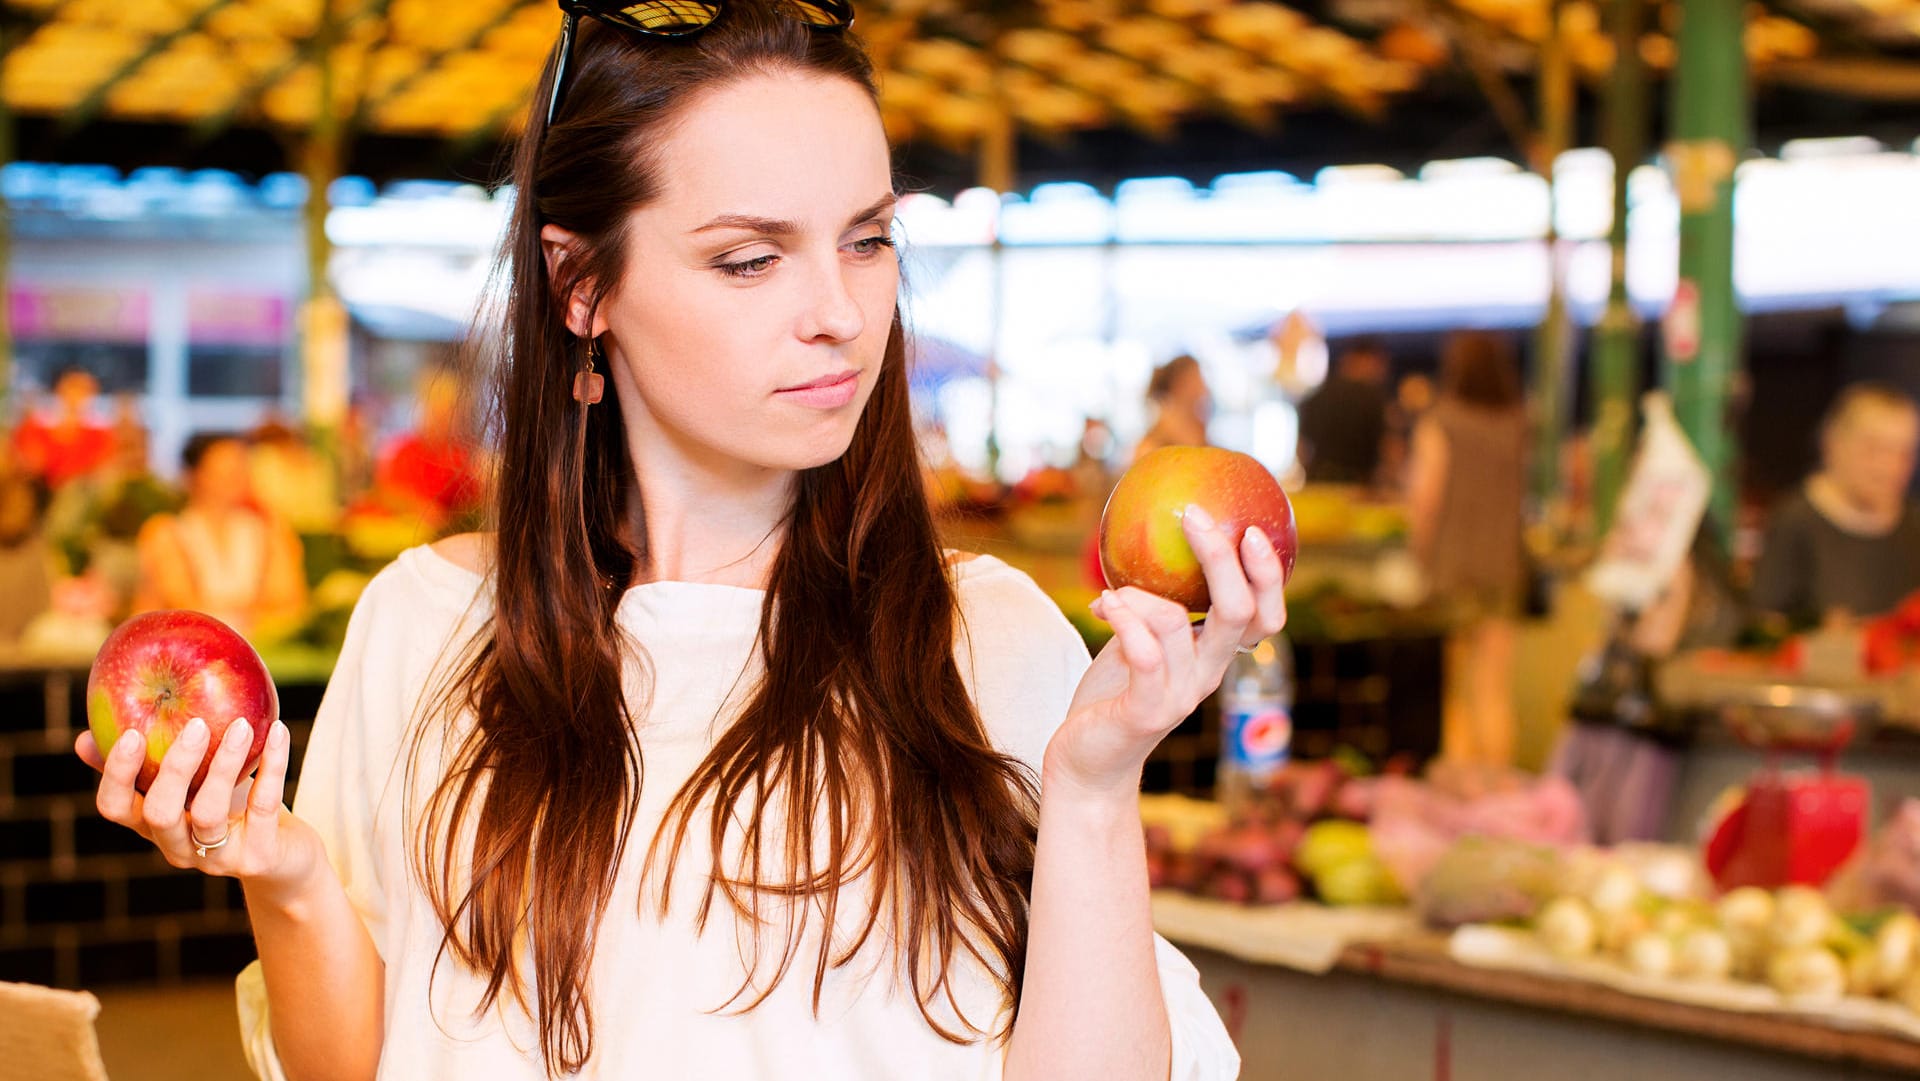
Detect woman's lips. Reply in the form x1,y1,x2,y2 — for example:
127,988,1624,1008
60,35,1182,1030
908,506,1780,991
775,370,859,409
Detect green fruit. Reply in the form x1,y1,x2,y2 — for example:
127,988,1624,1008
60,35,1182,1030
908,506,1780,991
1314,856,1406,907
1294,820,1373,878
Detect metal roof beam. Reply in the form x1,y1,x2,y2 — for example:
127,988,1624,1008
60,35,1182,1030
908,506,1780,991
60,0,249,134
349,0,544,131
1770,56,1920,100
0,8,57,60
188,0,396,143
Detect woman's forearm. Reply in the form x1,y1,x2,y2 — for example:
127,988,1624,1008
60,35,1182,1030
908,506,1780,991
242,832,385,1081
1004,769,1169,1081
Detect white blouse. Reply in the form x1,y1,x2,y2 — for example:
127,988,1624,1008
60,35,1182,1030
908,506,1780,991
238,544,1238,1080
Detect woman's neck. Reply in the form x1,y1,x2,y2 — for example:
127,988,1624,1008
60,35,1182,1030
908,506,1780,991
622,447,793,590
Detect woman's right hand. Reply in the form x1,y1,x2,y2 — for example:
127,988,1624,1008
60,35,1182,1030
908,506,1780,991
77,717,317,892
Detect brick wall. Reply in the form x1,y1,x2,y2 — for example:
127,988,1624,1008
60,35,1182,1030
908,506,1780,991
0,672,322,990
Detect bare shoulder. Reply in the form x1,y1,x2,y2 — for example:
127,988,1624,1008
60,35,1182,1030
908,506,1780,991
430,531,494,575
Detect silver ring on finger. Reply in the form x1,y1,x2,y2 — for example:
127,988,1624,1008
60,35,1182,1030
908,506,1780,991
189,822,232,858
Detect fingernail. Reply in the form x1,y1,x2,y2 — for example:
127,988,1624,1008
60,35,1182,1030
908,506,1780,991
183,718,208,744
271,720,289,747
224,721,250,746
117,731,143,757
1245,527,1273,552
1183,504,1215,531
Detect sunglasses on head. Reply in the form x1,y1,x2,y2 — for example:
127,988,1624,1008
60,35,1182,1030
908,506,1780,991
545,0,856,128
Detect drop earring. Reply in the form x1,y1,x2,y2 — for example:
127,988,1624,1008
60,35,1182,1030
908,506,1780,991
573,338,605,405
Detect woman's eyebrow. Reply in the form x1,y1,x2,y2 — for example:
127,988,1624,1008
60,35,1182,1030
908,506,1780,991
690,193,899,237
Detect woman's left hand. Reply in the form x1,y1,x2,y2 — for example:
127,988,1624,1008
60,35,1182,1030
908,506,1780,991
1045,504,1288,801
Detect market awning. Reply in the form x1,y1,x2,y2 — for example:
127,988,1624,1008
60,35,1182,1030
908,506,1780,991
2,1,1918,186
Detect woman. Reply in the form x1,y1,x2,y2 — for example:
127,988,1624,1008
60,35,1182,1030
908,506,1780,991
133,433,306,635
76,4,1280,1079
1130,354,1212,462
1407,331,1527,768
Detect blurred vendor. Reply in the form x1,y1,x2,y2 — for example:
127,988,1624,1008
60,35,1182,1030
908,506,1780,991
135,433,307,635
1750,383,1920,623
1297,338,1390,485
375,367,486,529
12,366,114,489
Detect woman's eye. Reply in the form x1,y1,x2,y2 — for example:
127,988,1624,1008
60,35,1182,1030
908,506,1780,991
849,235,896,256
717,254,779,278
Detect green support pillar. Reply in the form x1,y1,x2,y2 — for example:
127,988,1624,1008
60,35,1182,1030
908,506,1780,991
300,0,349,438
979,68,1014,481
1531,0,1575,510
1664,0,1747,536
1589,0,1649,536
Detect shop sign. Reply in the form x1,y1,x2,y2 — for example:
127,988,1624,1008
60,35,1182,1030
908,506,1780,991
9,287,149,343
189,292,292,346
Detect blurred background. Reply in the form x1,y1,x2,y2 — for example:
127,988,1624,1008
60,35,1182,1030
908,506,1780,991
0,1,1919,1079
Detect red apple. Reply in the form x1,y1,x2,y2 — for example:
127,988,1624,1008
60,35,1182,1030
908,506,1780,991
1099,446,1297,612
86,610,279,795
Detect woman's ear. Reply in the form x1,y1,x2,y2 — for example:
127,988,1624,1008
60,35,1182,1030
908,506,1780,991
540,224,608,339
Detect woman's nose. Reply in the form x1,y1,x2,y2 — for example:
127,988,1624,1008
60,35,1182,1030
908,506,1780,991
799,261,865,344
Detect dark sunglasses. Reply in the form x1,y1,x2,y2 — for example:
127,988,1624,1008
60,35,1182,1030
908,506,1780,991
545,0,856,128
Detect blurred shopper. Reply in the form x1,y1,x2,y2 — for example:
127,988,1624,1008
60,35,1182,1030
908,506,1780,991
1131,354,1211,462
249,416,341,534
1408,331,1528,767
1297,338,1390,485
12,366,114,489
374,367,485,530
135,433,306,634
1381,371,1436,491
0,452,52,643
1750,383,1920,623
1071,417,1118,497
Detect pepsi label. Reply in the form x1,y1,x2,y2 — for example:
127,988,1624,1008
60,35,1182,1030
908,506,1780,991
1224,697,1292,770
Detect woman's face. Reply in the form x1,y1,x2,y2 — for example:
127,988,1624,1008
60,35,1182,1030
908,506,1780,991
190,440,251,511
580,70,899,477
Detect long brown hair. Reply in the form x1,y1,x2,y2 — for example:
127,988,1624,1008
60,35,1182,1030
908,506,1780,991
1439,330,1523,410
412,5,1040,1074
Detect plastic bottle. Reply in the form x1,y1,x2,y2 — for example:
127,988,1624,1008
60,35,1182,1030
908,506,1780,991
1216,634,1294,813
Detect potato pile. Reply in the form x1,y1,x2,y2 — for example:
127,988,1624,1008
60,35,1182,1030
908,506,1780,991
1534,872,1920,1006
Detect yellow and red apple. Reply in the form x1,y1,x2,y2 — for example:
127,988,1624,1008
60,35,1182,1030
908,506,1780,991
1099,446,1296,612
87,610,279,794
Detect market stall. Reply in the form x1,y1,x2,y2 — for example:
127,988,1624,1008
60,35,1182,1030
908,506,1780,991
1140,726,1920,1081
1136,752,1920,1081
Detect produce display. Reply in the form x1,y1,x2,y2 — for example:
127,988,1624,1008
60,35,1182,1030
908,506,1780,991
1863,595,1920,675
1522,863,1920,1011
1699,588,1920,681
1144,756,1412,906
1287,486,1408,547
